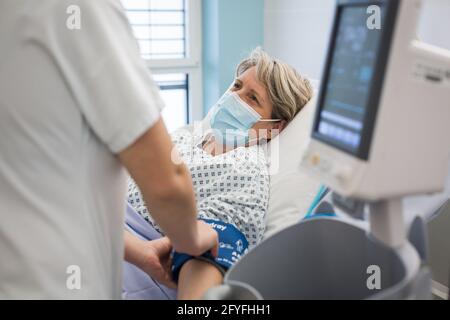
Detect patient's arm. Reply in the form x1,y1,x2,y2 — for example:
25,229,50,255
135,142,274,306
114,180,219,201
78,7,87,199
177,259,223,300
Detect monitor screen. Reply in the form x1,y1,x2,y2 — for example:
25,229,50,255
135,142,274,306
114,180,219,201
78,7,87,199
314,3,391,160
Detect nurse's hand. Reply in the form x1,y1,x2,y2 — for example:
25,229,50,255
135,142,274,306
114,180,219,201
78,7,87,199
139,237,176,289
124,231,176,289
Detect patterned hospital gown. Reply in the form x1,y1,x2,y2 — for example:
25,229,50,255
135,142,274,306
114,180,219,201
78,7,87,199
127,127,270,247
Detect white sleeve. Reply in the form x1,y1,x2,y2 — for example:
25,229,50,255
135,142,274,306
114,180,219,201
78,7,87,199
47,0,165,153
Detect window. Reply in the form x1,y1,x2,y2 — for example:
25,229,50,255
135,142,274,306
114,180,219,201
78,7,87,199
153,73,189,132
121,0,202,132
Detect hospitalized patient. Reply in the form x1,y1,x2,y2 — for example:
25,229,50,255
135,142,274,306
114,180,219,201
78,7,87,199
127,48,313,299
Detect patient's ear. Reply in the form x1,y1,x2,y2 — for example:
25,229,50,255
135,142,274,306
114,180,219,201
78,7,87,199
268,120,287,139
278,120,288,132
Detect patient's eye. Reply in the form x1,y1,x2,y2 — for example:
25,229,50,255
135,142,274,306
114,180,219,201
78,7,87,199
250,94,260,106
233,81,241,89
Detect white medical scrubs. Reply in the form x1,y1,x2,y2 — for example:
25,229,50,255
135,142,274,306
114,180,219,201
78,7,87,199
0,0,164,299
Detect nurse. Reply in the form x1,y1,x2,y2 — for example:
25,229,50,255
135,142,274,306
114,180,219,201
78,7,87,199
0,0,217,298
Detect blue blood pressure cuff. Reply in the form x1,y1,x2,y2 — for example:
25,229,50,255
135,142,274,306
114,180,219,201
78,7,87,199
171,219,249,283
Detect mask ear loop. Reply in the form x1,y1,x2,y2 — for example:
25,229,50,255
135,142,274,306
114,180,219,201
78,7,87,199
258,119,282,122
246,119,282,146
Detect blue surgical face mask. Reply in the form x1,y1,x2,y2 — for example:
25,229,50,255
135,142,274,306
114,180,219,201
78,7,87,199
209,91,280,147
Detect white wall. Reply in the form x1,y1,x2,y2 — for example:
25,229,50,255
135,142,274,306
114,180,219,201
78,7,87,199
264,0,450,82
264,0,335,81
418,0,450,50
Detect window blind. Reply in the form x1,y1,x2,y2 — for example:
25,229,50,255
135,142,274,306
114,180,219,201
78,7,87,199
121,0,187,59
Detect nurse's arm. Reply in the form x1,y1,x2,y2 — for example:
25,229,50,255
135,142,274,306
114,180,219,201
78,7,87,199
118,119,218,257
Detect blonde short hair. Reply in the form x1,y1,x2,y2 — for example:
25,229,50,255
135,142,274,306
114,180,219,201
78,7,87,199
236,48,313,122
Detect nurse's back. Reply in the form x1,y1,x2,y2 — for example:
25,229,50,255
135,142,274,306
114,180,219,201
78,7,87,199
0,0,220,299
0,0,163,298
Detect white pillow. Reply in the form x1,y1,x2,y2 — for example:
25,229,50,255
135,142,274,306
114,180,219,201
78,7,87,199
264,95,322,238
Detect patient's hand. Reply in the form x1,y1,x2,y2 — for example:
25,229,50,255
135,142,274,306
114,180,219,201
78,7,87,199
139,237,176,289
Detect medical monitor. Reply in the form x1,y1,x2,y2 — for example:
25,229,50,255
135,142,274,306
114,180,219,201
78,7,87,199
313,0,399,160
302,0,450,200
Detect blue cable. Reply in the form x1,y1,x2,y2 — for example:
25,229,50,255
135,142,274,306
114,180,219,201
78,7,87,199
304,185,329,219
